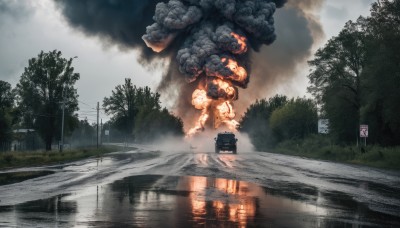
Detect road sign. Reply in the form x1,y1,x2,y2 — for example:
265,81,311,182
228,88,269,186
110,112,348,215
318,119,329,134
360,125,368,138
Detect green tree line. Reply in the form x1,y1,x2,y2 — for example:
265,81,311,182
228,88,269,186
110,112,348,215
0,50,183,151
239,95,318,151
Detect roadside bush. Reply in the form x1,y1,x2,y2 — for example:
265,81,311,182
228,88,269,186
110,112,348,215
3,154,14,163
274,134,400,169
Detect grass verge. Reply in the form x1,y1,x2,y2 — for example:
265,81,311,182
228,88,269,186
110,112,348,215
0,171,55,186
0,146,121,170
273,135,400,170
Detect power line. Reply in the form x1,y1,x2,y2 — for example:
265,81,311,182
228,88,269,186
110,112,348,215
78,100,94,108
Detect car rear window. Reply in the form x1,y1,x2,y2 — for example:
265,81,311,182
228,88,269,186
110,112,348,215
218,134,235,140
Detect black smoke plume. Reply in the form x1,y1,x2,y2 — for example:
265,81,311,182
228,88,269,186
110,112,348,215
54,0,166,62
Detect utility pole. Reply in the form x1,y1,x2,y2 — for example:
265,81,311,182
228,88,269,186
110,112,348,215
97,102,99,149
100,119,103,145
60,56,77,152
60,85,66,152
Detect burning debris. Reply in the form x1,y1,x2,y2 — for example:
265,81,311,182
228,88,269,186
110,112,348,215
143,0,286,137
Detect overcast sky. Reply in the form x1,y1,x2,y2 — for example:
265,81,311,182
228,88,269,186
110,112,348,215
0,0,375,123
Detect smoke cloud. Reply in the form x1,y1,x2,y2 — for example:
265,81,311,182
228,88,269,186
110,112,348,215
55,0,324,132
54,0,167,62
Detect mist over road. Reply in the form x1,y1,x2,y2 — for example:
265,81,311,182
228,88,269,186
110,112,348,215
0,145,399,227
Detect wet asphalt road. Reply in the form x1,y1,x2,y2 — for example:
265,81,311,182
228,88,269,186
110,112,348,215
0,145,400,227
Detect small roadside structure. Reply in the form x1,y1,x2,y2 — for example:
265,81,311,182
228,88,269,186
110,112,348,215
12,129,41,151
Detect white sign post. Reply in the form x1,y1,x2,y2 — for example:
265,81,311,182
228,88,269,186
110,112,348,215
318,119,329,134
360,125,368,146
105,130,110,143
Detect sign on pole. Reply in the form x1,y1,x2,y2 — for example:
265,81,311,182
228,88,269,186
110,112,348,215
105,130,110,136
318,119,329,134
360,125,368,138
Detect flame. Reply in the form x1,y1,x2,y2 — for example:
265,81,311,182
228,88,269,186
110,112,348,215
143,33,177,53
187,82,240,137
212,78,237,100
231,32,248,54
192,89,212,110
187,89,212,137
223,119,240,131
216,101,235,120
187,62,245,136
222,58,248,83
214,101,239,130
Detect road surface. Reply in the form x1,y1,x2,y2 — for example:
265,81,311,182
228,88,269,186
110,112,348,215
0,145,399,227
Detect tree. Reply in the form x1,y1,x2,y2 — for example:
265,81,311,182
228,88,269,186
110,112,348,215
134,108,184,142
104,78,186,141
16,50,80,151
103,78,160,139
0,80,15,146
70,118,96,147
104,79,184,142
308,20,367,143
270,98,318,143
360,0,400,145
239,95,288,150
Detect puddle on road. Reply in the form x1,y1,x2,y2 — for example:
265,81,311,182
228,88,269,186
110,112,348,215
0,175,399,227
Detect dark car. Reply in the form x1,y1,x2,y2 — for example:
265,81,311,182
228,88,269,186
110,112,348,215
214,132,238,154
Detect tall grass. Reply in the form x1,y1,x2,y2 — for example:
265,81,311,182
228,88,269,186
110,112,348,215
0,146,119,170
274,135,400,170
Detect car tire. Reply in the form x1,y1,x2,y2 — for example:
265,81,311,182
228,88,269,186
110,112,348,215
232,148,237,154
215,147,219,154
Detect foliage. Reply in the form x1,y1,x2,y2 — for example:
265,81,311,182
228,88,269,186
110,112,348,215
134,108,184,142
239,95,288,150
308,0,400,146
0,80,15,145
103,79,183,141
103,78,160,138
69,118,96,146
0,146,119,169
274,135,400,170
270,98,318,143
0,80,14,112
360,0,400,145
308,20,366,143
16,50,80,150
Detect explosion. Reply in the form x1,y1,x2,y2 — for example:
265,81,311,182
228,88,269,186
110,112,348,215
142,0,286,137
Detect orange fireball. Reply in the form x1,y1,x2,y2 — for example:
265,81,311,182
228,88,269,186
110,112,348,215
192,89,212,110
221,58,248,83
231,32,248,54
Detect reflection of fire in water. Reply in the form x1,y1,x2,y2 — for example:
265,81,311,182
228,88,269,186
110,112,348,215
187,176,256,226
189,176,207,221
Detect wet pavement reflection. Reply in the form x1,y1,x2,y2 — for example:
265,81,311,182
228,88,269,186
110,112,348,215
1,175,399,227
